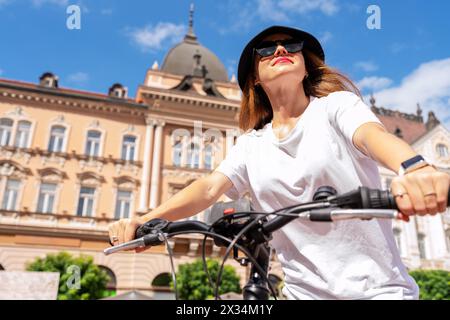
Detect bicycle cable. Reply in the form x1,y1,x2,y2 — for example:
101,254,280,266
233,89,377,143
165,230,278,300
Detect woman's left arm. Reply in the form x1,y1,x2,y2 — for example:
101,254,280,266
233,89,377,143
353,122,450,218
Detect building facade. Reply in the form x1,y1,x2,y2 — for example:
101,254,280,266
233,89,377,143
1,11,449,298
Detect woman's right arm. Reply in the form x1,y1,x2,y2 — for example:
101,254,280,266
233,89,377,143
108,171,233,245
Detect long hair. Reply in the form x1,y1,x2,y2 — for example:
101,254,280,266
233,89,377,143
239,49,361,131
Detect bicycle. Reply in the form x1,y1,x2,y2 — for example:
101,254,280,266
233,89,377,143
104,186,450,300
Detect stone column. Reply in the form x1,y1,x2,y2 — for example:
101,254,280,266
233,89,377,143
138,118,155,213
149,120,165,209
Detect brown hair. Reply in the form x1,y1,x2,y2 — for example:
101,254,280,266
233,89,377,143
239,49,361,131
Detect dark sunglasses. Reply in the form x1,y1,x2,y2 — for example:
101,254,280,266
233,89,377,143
254,39,304,57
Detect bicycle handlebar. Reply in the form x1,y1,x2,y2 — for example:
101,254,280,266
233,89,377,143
104,186,450,256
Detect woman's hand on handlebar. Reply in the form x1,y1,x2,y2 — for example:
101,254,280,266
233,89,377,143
390,166,450,221
108,217,147,252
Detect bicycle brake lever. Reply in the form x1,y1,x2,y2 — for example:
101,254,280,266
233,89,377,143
103,233,164,255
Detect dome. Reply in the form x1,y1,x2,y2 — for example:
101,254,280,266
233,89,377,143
160,6,228,82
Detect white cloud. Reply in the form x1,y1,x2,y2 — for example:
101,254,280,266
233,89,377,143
278,0,339,16
0,0,11,8
357,76,393,91
31,0,68,7
127,22,186,52
367,57,450,129
67,72,89,85
319,31,333,44
222,0,339,33
355,60,378,72
101,8,113,15
257,0,289,22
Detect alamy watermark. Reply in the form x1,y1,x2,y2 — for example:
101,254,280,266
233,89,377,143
66,5,81,30
66,265,81,290
367,5,381,30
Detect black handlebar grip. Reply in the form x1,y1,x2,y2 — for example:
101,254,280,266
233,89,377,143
135,218,170,239
361,187,450,210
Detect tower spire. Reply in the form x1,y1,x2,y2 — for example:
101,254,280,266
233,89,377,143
184,3,198,43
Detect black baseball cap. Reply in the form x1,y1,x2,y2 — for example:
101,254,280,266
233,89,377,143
237,26,325,91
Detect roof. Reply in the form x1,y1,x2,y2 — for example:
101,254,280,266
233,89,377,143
0,78,145,109
160,7,228,82
376,113,428,144
369,98,430,144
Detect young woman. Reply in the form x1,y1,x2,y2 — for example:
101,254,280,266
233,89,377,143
108,26,450,300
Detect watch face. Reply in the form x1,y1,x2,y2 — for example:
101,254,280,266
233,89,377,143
402,155,424,169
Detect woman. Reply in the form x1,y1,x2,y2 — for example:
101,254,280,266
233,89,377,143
108,26,449,299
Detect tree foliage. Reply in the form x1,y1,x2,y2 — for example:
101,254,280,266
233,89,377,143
409,269,450,300
172,258,242,300
26,251,112,300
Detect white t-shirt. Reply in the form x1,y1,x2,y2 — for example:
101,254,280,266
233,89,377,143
214,91,419,300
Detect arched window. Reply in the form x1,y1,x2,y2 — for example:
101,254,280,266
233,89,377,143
121,135,136,161
48,125,66,153
14,120,32,148
417,233,427,260
37,182,57,213
77,186,96,217
436,144,449,158
0,118,13,146
187,143,199,169
76,172,103,217
204,144,213,170
393,228,402,256
85,130,102,157
151,273,171,288
172,140,182,167
99,266,117,290
114,190,132,219
1,178,21,211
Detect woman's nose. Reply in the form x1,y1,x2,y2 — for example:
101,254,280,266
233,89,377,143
274,45,288,56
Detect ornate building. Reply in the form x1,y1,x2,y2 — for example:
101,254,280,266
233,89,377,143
0,8,449,298
371,97,450,270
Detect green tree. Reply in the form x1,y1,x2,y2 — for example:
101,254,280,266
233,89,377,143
26,251,112,300
172,258,242,300
409,269,450,300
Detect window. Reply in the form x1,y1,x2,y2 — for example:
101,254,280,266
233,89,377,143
417,233,427,260
204,144,213,170
0,118,13,146
85,130,101,157
14,121,32,148
37,183,57,213
76,187,95,217
173,140,182,166
99,266,117,290
48,126,66,153
393,228,402,256
445,229,450,252
1,179,20,211
121,135,136,161
436,144,449,158
187,143,199,169
115,190,132,219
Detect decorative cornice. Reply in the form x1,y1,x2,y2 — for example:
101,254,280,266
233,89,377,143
141,90,239,112
0,85,147,117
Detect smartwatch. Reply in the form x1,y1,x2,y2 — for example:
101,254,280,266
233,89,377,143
398,155,432,176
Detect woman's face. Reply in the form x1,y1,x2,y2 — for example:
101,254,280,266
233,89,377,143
255,33,307,87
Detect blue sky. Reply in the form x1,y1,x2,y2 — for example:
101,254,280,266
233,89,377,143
1,0,449,128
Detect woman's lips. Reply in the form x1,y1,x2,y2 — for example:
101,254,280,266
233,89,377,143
272,57,293,66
